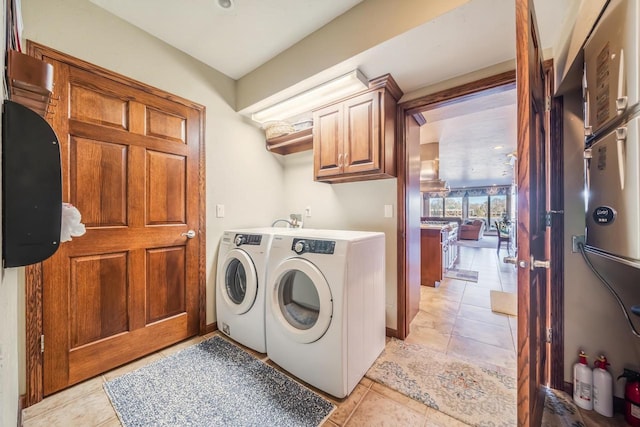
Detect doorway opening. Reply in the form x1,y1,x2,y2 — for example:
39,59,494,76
397,70,520,389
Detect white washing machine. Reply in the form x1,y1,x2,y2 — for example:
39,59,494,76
216,228,296,353
265,229,386,398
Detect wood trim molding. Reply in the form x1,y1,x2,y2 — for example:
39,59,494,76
24,263,43,407
27,42,205,111
23,40,207,406
385,327,399,338
395,105,409,339
395,71,519,340
548,83,565,390
400,70,516,116
198,107,207,336
205,322,217,335
18,394,26,425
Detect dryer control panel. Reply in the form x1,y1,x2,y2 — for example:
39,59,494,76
234,234,262,246
292,238,335,255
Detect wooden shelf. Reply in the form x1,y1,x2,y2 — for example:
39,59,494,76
266,127,313,155
7,50,54,117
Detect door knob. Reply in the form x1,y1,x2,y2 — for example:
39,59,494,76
530,255,550,270
181,230,196,239
503,256,527,268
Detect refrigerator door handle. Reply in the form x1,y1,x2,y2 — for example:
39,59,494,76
616,48,628,113
616,127,627,190
584,148,592,196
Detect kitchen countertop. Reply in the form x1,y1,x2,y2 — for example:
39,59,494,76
420,223,452,230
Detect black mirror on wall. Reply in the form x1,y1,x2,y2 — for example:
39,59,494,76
2,100,62,267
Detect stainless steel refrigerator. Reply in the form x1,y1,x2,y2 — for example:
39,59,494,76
584,0,640,261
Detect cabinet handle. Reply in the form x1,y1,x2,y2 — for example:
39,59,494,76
344,152,349,166
338,153,343,167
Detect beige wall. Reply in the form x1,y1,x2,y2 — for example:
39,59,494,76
0,1,21,425
563,91,640,397
282,151,398,328
19,0,286,398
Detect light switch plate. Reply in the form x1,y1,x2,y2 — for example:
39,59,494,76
384,204,393,218
216,204,225,218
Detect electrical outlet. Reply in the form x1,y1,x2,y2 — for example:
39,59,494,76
304,206,312,217
572,235,585,253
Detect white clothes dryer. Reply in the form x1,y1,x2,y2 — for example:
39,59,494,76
265,229,386,398
216,228,296,353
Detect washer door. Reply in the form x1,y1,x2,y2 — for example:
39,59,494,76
269,258,333,344
219,249,258,315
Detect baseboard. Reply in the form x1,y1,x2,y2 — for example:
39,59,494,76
385,327,398,338
563,381,625,413
204,322,217,334
19,393,26,426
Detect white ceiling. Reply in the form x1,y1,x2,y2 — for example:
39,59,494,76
89,0,364,80
89,0,572,188
420,89,517,189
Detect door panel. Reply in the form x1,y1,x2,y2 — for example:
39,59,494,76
69,83,129,130
41,53,202,395
516,0,549,425
146,246,186,324
146,107,186,143
70,137,128,227
146,150,187,225
70,253,129,347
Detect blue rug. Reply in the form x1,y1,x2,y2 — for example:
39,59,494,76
104,336,335,427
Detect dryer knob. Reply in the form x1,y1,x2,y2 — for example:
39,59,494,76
234,235,244,246
294,240,305,254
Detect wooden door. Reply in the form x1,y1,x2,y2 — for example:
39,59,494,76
515,0,550,424
39,52,203,395
313,103,343,178
343,91,380,174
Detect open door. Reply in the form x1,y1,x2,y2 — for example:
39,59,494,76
514,0,550,425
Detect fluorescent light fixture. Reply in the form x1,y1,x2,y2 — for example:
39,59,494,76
251,69,368,124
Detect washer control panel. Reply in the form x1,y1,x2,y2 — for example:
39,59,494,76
292,238,335,255
234,234,262,246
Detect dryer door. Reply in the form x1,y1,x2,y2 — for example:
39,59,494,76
218,249,258,315
269,258,333,344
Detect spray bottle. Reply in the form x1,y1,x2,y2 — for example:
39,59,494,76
574,350,593,410
593,355,613,417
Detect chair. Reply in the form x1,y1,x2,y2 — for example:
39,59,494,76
496,221,511,254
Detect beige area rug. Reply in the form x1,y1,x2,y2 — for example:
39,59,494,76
444,268,479,282
366,339,516,427
490,290,517,316
541,387,586,427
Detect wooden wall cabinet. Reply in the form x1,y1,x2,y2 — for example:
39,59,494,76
312,74,402,183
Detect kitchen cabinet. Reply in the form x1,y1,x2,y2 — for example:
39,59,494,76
420,224,458,287
313,74,402,183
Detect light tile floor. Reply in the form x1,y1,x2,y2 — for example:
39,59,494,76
406,244,518,376
22,245,515,427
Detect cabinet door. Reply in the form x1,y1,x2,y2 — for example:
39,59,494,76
313,103,343,178
343,91,380,174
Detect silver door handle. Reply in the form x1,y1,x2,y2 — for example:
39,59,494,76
531,255,550,270
181,230,196,239
504,256,527,269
